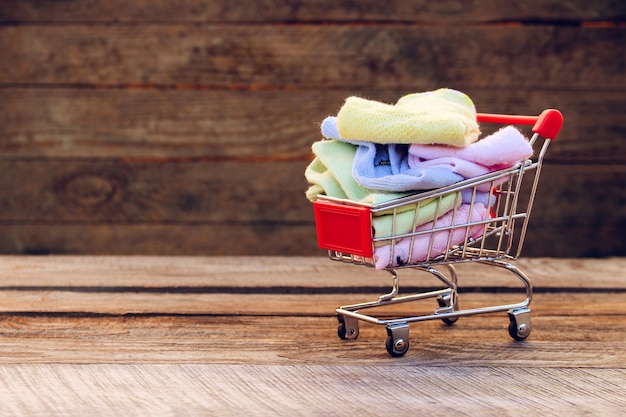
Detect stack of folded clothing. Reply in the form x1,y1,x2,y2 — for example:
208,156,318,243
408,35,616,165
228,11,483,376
305,89,533,269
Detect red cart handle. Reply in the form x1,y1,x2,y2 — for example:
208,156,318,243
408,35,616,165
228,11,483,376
477,109,563,140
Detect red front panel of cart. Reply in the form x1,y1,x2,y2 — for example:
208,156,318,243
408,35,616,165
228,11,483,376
313,200,373,257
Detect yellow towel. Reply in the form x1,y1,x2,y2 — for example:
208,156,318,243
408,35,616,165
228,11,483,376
336,88,480,147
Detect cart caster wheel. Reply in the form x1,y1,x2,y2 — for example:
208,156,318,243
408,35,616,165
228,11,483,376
386,335,409,357
441,316,459,326
337,315,359,340
508,308,531,341
437,294,459,326
385,323,410,357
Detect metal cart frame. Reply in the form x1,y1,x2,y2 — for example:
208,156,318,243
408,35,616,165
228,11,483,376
313,109,563,356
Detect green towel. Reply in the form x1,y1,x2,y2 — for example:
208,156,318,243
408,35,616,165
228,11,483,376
336,88,480,147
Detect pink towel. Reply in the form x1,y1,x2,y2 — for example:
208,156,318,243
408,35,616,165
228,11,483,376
408,126,533,191
373,203,488,269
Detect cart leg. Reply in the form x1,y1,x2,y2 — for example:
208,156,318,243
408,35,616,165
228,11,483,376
422,265,460,325
385,322,410,357
337,314,360,340
508,307,531,340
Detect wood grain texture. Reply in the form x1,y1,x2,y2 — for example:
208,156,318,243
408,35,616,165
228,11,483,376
0,160,623,257
0,222,622,257
1,256,623,289
0,224,319,256
4,160,625,224
0,365,623,417
0,88,624,161
1,0,624,23
0,160,311,222
0,257,624,366
1,314,625,367
0,1,624,258
1,25,624,89
0,256,624,416
1,290,625,316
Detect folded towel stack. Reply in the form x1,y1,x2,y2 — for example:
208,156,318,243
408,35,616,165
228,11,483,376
305,139,462,243
305,89,533,269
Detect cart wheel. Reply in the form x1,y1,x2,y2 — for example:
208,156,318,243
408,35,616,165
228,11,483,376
337,316,359,340
441,316,458,326
385,335,409,357
385,323,410,357
508,308,531,341
437,294,459,326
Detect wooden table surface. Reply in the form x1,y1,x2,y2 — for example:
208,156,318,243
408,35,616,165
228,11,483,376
0,256,624,416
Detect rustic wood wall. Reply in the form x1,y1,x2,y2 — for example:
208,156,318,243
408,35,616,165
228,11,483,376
0,1,624,257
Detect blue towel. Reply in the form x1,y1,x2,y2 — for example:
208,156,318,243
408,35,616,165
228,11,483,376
321,117,463,192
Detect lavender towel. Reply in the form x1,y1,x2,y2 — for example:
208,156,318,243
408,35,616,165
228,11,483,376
408,125,533,192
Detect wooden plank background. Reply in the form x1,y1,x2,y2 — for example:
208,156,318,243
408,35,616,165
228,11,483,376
0,1,625,256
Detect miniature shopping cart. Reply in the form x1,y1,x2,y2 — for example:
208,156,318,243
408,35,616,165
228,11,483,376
313,109,563,357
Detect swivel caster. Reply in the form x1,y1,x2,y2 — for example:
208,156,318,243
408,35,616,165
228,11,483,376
385,322,410,357
337,315,359,340
508,307,531,341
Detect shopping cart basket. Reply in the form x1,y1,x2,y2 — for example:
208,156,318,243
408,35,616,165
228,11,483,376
313,109,563,356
